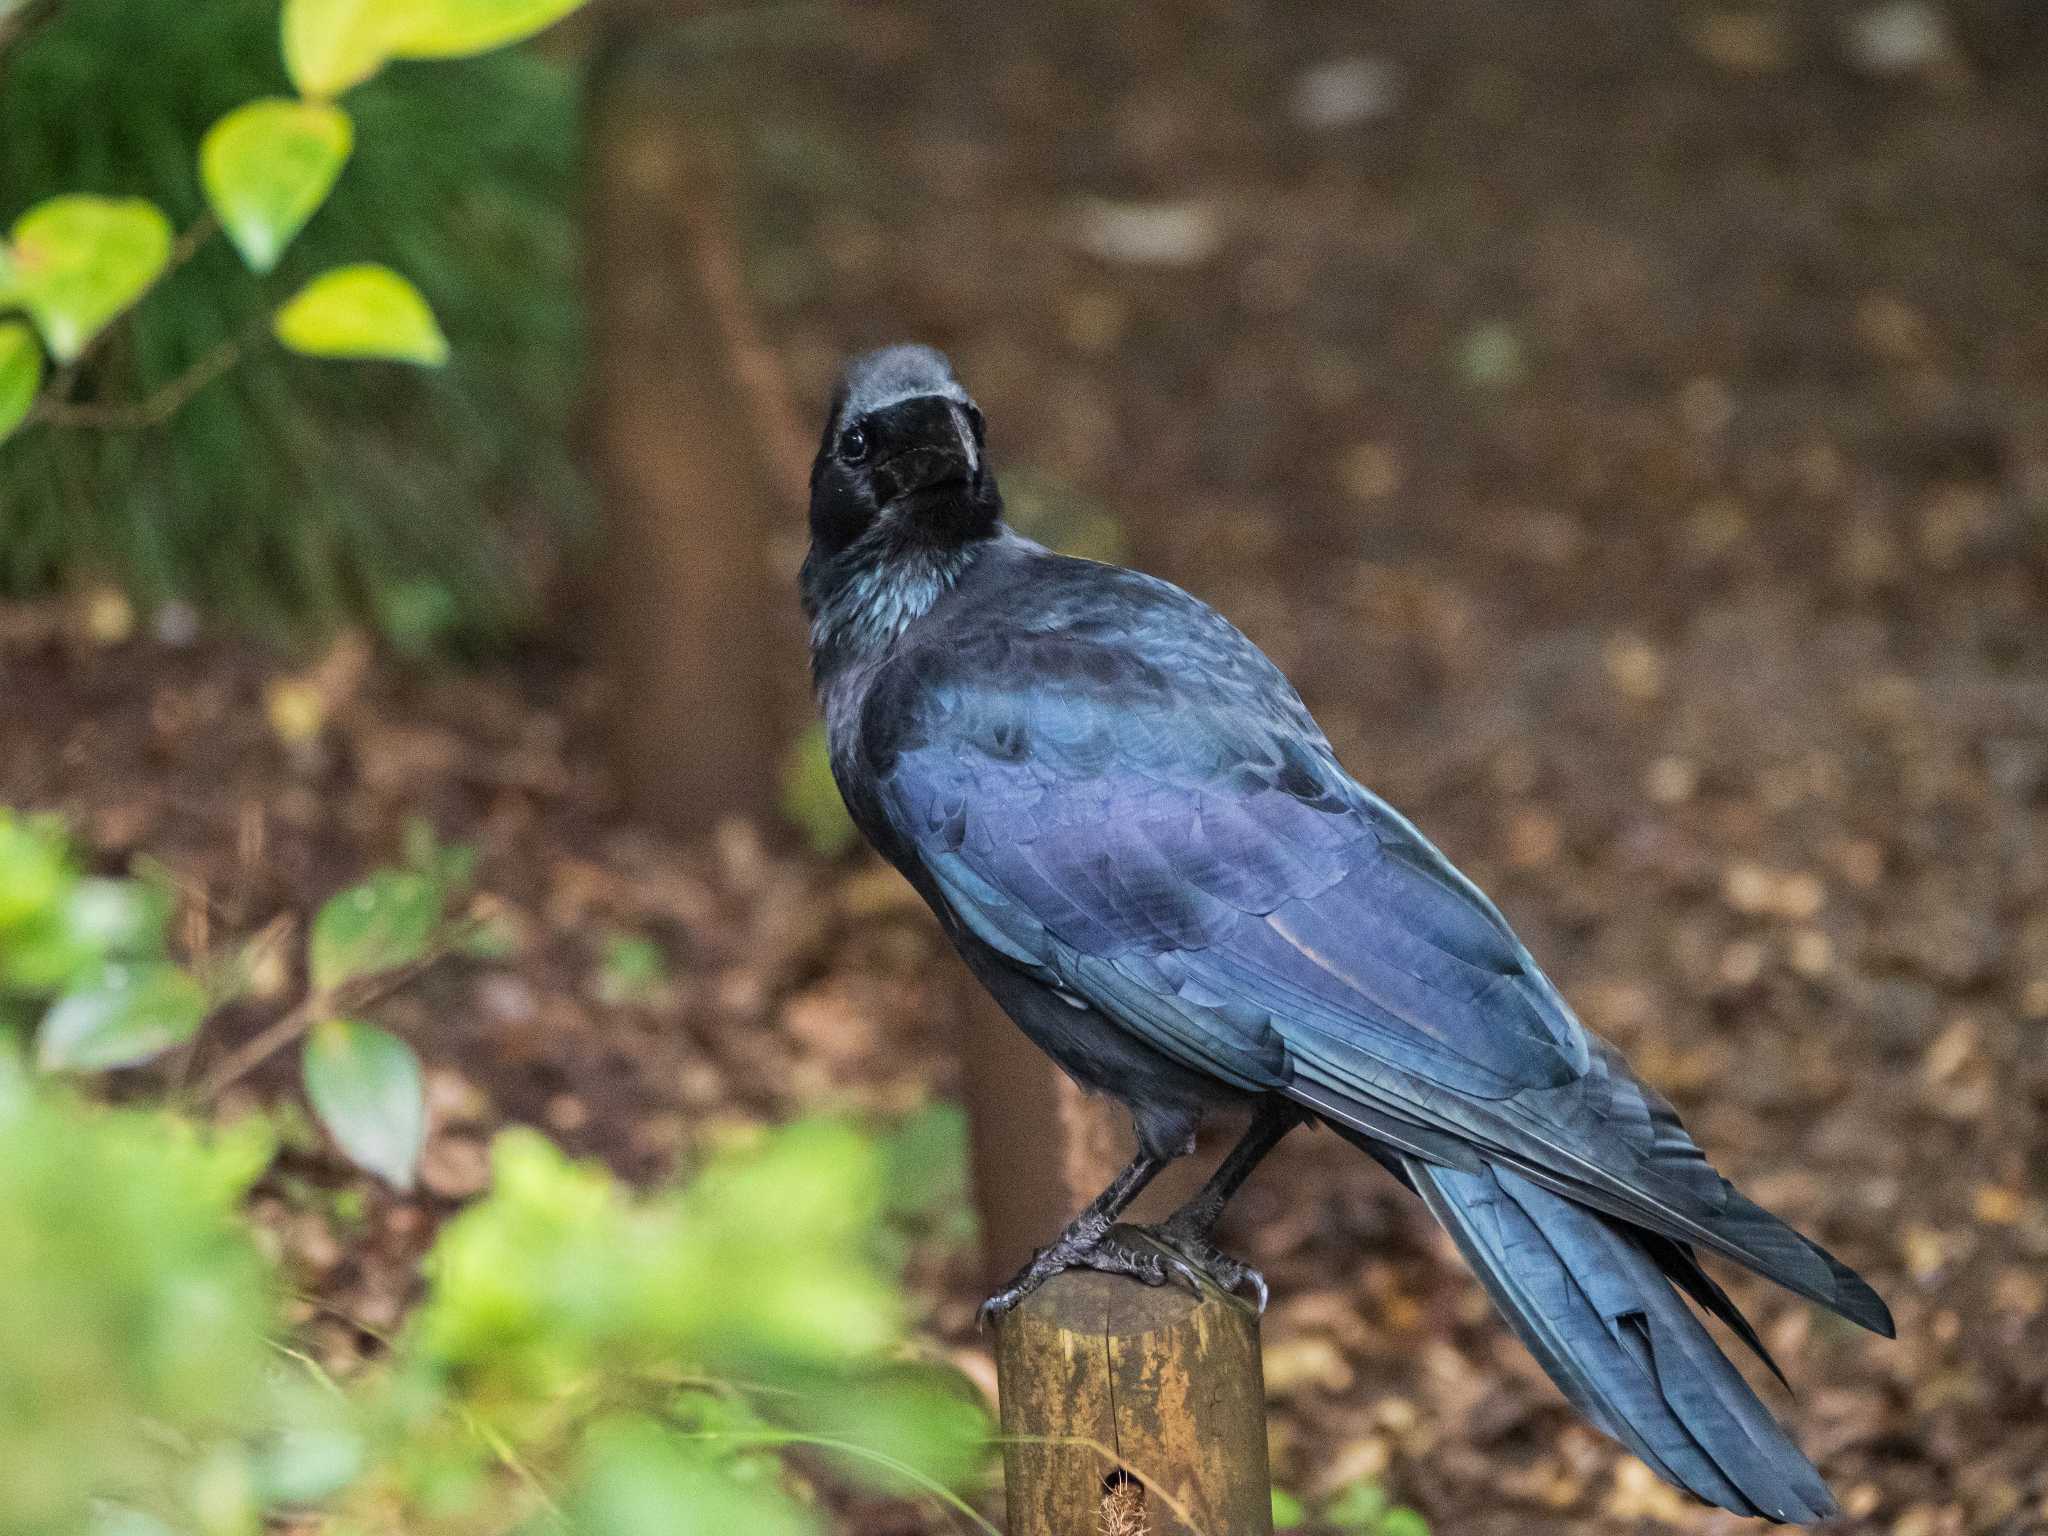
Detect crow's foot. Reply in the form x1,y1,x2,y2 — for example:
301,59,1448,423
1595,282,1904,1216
978,1225,1187,1327
1147,1217,1270,1312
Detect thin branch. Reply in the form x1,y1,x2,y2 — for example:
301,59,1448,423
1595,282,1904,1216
33,332,245,431
461,1405,564,1519
25,212,224,429
187,993,324,1106
165,210,218,277
188,934,467,1105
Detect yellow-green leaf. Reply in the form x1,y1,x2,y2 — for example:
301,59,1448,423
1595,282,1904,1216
0,321,40,445
282,0,396,96
7,196,172,363
201,99,354,274
385,0,591,59
273,264,447,365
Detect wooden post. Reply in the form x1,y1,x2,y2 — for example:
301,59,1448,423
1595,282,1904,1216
995,1251,1274,1536
958,982,1134,1288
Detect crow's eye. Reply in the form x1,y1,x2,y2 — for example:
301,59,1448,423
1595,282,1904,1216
839,424,871,463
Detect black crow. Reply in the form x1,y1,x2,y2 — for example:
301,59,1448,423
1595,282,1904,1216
802,344,1892,1522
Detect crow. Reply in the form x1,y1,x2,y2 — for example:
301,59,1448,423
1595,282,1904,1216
801,343,1892,1522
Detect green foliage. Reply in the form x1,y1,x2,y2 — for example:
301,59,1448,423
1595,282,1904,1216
0,805,476,1185
0,317,39,441
1272,1487,1308,1529
353,1118,992,1529
595,929,670,1006
563,1416,821,1536
0,1069,276,1535
1319,1480,1431,1536
36,958,208,1070
0,803,997,1528
880,1098,977,1255
389,0,594,61
0,1069,993,1534
0,808,187,1063
780,720,861,858
302,1017,426,1189
310,867,444,990
0,0,590,649
282,0,394,96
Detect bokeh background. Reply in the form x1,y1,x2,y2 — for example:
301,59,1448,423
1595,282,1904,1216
2,1,2044,1532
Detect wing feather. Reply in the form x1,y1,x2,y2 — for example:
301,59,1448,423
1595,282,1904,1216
860,564,1888,1335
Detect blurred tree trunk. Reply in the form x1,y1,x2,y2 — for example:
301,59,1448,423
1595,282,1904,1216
584,24,810,839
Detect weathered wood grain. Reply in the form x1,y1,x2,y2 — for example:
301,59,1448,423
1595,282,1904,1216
995,1247,1274,1536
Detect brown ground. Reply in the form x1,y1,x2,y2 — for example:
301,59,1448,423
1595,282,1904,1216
5,0,2047,1531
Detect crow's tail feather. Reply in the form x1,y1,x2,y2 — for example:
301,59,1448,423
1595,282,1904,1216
1403,1155,1838,1524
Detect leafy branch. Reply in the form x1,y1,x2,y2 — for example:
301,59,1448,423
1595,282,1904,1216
1,0,592,448
5,806,485,1190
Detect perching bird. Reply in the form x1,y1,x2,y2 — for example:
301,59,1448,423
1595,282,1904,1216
802,344,1892,1522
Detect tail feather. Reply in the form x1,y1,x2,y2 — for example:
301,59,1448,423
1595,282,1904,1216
1406,1155,1838,1524
1640,1230,1790,1391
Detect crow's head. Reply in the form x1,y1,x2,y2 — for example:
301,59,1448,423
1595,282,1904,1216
807,344,999,561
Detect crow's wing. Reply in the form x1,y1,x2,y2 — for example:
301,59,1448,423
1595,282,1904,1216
861,573,1889,1335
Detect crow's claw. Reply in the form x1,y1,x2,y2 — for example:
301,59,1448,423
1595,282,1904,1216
978,1226,1179,1326
1145,1221,1271,1313
978,1220,1271,1325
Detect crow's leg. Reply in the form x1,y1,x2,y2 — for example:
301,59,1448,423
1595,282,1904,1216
1144,1098,1305,1311
978,1150,1169,1324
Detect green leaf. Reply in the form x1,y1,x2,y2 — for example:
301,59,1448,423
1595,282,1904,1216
794,1367,993,1496
90,1508,182,1536
0,810,73,934
595,931,668,1006
62,878,171,958
201,99,354,274
0,877,168,994
401,816,476,893
253,1377,366,1506
568,1417,820,1536
281,0,396,97
6,196,173,363
1272,1488,1308,1529
1322,1481,1390,1531
1379,1509,1432,1536
0,320,39,445
882,1100,970,1223
386,0,593,60
303,1019,425,1189
309,870,442,992
36,961,207,1071
273,263,447,365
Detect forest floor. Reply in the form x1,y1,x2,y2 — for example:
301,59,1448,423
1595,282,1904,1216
7,0,2048,1532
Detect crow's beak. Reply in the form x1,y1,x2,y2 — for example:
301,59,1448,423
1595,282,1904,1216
870,394,979,503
